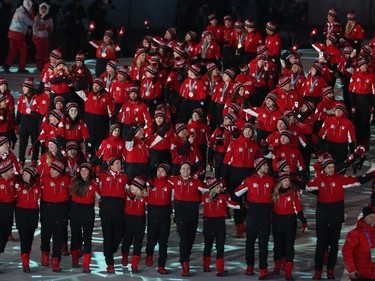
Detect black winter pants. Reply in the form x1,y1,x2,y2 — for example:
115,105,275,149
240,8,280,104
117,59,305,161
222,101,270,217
272,214,297,262
70,202,95,253
15,207,38,254
203,217,226,259
122,214,145,256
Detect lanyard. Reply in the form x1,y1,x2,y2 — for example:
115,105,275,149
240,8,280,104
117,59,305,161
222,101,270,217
364,228,373,247
292,74,300,88
69,162,77,177
221,83,227,99
255,68,263,81
238,33,244,44
310,77,318,92
145,81,151,92
189,80,198,93
26,97,33,110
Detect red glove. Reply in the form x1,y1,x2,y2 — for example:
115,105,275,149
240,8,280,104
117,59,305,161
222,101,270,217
117,27,125,37
144,18,150,28
351,106,357,114
38,24,46,31
355,145,366,155
98,200,102,208
88,21,96,32
260,139,267,147
27,147,34,156
291,44,298,52
15,126,19,135
310,28,318,37
301,223,308,234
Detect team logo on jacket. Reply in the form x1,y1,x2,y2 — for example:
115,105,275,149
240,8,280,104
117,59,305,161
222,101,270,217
107,144,111,148
178,180,181,185
253,183,258,188
164,187,167,192
239,147,243,152
219,199,223,203
265,183,269,188
262,114,266,118
190,182,193,186
281,153,285,157
205,198,210,203
106,177,111,181
287,196,291,201
321,182,325,187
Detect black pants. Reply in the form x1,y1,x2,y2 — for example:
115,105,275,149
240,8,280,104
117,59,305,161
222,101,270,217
203,217,226,259
100,197,124,265
40,201,69,259
85,112,110,152
15,207,38,254
122,214,145,256
222,46,234,71
214,152,225,179
19,115,39,162
350,93,372,140
124,162,148,181
326,141,348,165
149,149,172,176
70,202,95,253
95,57,110,78
245,203,272,268
256,129,271,146
314,221,342,270
0,202,14,253
272,214,297,262
227,167,255,225
175,201,199,263
146,205,171,267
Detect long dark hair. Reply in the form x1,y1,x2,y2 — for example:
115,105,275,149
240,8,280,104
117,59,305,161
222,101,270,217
70,169,93,197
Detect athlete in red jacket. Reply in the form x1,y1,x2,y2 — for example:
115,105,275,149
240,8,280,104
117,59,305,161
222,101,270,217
342,206,375,280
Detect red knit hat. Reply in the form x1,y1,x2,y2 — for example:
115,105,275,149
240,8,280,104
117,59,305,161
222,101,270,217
0,78,8,86
266,21,277,32
157,163,171,175
75,50,85,62
175,122,187,135
328,8,337,17
225,112,237,124
51,160,65,174
234,20,244,29
107,60,118,70
278,171,290,181
131,176,147,189
23,77,34,90
66,102,78,112
244,18,255,28
104,29,114,40
206,62,218,72
254,157,268,172
224,69,236,80
278,76,291,88
110,123,121,135
0,159,13,174
189,64,201,76
347,10,356,20
50,48,62,59
206,177,222,190
93,77,104,88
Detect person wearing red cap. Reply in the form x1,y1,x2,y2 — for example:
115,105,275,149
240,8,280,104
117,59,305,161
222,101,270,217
187,108,210,174
0,136,20,174
265,21,282,72
205,13,224,44
56,102,91,158
16,78,39,168
195,30,221,64
98,60,117,90
64,141,85,177
0,93,15,144
184,31,198,58
170,121,202,175
263,115,291,151
235,157,276,279
0,78,15,124
33,110,61,156
337,47,356,115
123,124,149,180
145,110,173,174
49,60,74,110
243,18,264,65
69,162,100,273
209,69,235,129
36,138,58,177
234,65,256,100
248,55,273,107
14,166,40,272
140,65,163,116
243,93,282,144
98,157,128,273
317,51,337,88
323,8,342,39
306,156,375,279
342,206,375,280
348,57,375,150
130,48,147,82
224,83,250,120
0,159,16,257
89,25,122,77
170,161,206,276
178,64,207,123
287,59,306,93
69,51,93,108
221,122,261,238
314,86,337,126
40,160,71,272
272,76,303,113
109,67,134,116
222,16,235,70
118,86,152,138
300,63,327,106
76,78,115,153
37,48,62,93
94,123,124,172
318,103,356,165
341,10,364,51
208,113,238,179
30,82,51,130
3,0,34,73
201,62,220,100
122,176,148,273
271,172,307,280
201,177,229,277
145,163,173,274
32,3,53,71
271,130,308,180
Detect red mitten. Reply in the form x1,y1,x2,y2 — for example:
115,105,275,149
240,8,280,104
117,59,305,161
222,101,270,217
88,21,96,32
117,27,125,37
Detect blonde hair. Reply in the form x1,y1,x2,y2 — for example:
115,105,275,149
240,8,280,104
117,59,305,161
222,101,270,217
271,180,298,204
345,22,355,37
